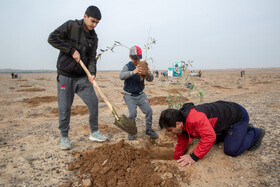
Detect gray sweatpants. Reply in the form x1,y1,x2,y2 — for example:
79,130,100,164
57,75,98,137
123,92,153,131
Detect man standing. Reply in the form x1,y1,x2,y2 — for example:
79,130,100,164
159,101,265,167
48,6,108,150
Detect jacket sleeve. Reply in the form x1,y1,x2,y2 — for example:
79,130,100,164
88,38,98,75
189,110,216,159
119,65,133,80
48,20,76,56
173,134,189,160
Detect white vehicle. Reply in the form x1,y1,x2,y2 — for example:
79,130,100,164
191,72,200,76
190,70,202,77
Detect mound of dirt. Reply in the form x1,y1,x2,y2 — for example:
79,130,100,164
149,96,168,105
50,105,88,117
23,96,57,107
20,85,32,87
68,139,187,186
162,88,189,94
17,88,45,92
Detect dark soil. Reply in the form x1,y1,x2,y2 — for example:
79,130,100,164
149,96,168,105
17,88,46,92
50,106,89,117
138,61,149,79
23,96,57,107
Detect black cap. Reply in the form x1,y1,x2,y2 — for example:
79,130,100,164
85,6,102,20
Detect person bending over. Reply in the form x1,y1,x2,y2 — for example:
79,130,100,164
159,101,265,168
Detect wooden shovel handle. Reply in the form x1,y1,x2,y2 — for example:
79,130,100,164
79,60,119,120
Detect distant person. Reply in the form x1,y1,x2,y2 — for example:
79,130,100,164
119,46,158,140
48,6,108,150
159,101,265,168
11,72,18,79
198,70,202,77
155,70,159,78
241,70,245,78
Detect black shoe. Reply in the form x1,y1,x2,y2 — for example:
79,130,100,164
248,123,254,130
128,134,136,140
146,129,158,139
248,128,266,151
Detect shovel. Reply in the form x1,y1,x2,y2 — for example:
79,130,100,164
79,60,137,135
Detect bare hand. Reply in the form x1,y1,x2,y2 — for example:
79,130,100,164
88,75,96,84
72,50,80,63
133,65,142,75
177,155,195,168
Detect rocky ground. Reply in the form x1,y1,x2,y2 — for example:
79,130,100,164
0,68,279,186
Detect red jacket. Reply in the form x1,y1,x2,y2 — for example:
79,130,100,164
173,108,217,160
173,101,241,160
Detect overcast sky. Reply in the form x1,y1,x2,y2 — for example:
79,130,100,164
0,0,279,71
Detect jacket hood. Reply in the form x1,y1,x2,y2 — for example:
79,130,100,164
179,102,195,118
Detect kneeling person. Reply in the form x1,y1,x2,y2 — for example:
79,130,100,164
159,101,265,168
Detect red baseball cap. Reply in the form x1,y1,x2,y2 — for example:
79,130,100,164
129,45,142,59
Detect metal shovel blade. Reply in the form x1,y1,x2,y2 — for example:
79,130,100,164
113,114,137,135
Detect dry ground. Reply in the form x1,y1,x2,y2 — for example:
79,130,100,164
0,68,279,186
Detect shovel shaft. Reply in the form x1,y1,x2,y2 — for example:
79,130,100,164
79,60,119,121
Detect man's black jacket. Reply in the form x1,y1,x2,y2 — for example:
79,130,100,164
48,19,98,77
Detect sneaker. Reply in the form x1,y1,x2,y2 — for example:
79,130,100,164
128,134,136,140
61,137,71,150
248,128,266,151
89,130,108,142
146,129,158,139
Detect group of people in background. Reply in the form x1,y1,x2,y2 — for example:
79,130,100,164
11,72,18,79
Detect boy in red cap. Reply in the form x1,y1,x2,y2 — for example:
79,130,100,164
119,46,158,140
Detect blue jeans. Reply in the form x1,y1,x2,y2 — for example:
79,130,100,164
224,105,259,157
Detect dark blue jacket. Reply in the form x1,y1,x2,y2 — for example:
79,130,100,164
124,61,144,94
119,61,154,94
